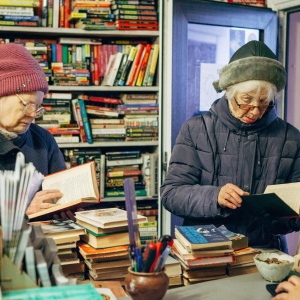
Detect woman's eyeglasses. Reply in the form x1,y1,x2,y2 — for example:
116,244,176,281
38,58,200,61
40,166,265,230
16,94,45,118
234,97,274,111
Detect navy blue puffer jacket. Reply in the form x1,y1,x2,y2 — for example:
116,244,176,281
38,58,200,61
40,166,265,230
161,96,300,248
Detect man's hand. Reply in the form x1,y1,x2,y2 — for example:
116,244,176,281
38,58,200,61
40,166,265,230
218,183,249,209
26,189,63,215
273,275,300,299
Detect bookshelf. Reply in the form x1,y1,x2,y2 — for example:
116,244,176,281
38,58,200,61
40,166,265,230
0,1,162,227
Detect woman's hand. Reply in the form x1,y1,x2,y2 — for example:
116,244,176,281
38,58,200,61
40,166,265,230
26,189,63,215
273,275,300,299
217,183,249,209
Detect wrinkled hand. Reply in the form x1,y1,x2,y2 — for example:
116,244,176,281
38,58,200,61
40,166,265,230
218,183,249,209
26,189,64,216
273,275,300,299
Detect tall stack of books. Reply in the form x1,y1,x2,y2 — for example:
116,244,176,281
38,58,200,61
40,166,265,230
171,225,235,285
28,219,87,282
120,93,159,141
75,207,147,283
104,151,147,198
111,1,159,31
76,95,125,142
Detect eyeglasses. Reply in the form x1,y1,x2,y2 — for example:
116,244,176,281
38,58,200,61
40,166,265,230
234,97,274,111
16,94,45,118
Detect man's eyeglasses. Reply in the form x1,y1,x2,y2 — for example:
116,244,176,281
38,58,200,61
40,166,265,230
16,94,45,118
234,97,274,111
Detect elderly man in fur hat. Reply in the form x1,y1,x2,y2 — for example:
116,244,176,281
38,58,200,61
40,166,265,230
161,40,300,252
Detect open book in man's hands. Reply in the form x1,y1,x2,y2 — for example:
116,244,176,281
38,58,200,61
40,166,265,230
241,182,300,218
27,161,100,221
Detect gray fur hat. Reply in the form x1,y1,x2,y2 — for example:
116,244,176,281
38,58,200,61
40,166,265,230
212,40,286,92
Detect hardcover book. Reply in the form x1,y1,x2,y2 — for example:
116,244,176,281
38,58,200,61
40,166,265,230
175,224,232,252
75,207,147,228
27,162,100,221
241,182,300,218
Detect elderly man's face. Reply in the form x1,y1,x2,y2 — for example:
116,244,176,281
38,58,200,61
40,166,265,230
229,88,271,123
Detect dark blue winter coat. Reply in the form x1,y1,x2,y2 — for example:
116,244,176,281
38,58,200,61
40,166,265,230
161,96,300,248
0,123,66,175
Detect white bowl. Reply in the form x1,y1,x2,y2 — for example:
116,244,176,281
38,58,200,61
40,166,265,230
254,252,294,282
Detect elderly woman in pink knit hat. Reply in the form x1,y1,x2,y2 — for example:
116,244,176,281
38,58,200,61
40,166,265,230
0,43,66,214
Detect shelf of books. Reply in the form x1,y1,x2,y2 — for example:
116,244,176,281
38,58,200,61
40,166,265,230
0,1,162,222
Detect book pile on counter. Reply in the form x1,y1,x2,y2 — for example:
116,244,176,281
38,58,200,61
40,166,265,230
74,207,147,283
28,219,87,282
170,224,259,285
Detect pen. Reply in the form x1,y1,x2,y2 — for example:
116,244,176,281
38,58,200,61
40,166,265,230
134,246,142,272
142,242,157,272
149,241,163,272
153,246,171,272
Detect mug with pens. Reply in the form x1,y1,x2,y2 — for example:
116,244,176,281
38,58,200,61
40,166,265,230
124,178,171,300
124,177,174,273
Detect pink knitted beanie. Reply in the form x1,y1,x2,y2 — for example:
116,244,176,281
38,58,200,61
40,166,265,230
0,43,48,97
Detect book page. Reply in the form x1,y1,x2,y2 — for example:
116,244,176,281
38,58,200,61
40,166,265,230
42,162,98,204
265,182,300,214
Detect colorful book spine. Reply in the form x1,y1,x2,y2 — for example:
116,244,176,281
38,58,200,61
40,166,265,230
78,99,93,144
117,45,137,86
147,44,159,86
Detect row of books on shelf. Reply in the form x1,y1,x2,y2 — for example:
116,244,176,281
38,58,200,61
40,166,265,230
0,0,159,30
36,92,159,143
0,39,159,87
60,148,158,199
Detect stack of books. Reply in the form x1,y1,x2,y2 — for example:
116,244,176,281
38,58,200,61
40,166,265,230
28,219,87,282
226,247,261,277
171,224,235,285
0,1,40,27
111,1,159,31
105,151,146,197
75,207,147,282
69,0,117,31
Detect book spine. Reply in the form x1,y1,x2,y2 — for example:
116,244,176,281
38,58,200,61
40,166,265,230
125,44,145,86
117,45,137,86
78,99,93,143
135,43,152,86
142,46,154,86
147,44,159,86
100,154,106,199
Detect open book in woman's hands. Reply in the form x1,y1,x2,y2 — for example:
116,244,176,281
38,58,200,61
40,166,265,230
27,161,100,221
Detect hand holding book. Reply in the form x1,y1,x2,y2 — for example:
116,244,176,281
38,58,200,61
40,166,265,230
26,189,64,216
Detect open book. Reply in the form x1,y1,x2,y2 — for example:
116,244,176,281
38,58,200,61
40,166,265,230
241,182,300,218
27,162,100,221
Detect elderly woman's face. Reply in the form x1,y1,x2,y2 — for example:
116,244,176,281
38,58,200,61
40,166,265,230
0,91,44,134
229,88,271,123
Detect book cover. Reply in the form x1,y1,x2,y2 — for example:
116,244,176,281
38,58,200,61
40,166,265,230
27,162,100,221
75,207,147,228
241,182,300,218
175,225,232,252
